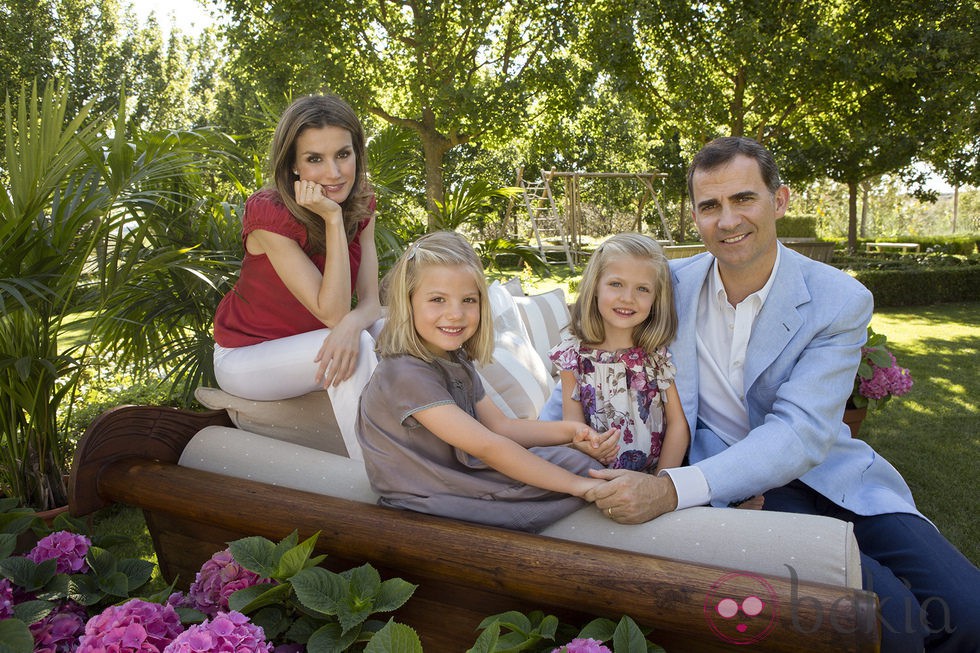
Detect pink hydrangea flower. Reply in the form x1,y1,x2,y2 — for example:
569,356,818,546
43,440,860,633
26,531,91,574
0,578,14,620
187,549,263,617
30,600,88,653
859,351,913,401
77,599,184,653
162,611,272,653
552,638,612,653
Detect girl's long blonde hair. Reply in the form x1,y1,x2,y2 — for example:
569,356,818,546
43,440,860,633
571,233,677,352
378,231,494,365
269,94,374,253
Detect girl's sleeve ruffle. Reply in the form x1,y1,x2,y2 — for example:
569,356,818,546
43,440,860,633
548,336,581,372
648,347,677,391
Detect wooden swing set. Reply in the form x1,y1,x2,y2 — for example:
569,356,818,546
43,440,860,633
518,169,673,270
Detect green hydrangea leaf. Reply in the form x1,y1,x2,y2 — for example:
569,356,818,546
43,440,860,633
249,605,291,640
337,592,375,631
307,621,358,653
0,556,56,590
85,547,117,577
363,620,423,653
346,564,381,602
611,616,649,653
866,348,892,368
275,531,319,579
12,599,54,624
0,533,17,559
465,622,500,653
271,531,300,558
229,536,279,576
577,617,617,641
371,577,417,612
228,581,291,613
476,610,534,634
290,566,347,616
98,570,131,597
67,571,106,605
0,618,34,653
174,606,207,625
286,614,321,643
118,557,155,591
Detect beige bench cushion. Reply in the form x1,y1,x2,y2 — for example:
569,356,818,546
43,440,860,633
179,425,861,589
195,386,347,455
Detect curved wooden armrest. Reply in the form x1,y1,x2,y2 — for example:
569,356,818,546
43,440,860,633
68,405,232,516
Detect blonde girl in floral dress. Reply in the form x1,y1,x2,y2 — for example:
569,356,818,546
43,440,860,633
550,233,689,475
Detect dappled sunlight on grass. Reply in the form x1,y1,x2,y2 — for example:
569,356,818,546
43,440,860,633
862,302,978,564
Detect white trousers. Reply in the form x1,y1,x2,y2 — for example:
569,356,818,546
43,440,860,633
213,325,380,460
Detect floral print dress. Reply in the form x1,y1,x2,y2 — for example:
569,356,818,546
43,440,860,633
550,336,677,473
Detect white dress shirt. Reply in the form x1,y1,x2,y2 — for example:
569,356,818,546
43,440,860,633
663,248,781,509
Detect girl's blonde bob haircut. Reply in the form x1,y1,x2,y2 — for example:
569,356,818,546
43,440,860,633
571,232,677,352
377,231,494,365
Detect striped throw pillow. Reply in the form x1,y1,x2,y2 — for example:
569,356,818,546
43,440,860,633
477,282,553,419
513,288,571,377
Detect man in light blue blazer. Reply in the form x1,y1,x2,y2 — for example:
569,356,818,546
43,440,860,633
582,137,979,652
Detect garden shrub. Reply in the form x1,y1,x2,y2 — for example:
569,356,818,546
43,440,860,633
777,214,818,238
851,266,980,306
853,234,979,255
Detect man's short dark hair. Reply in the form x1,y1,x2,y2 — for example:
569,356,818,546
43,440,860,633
687,136,783,199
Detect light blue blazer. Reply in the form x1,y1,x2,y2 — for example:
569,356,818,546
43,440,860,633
670,244,921,518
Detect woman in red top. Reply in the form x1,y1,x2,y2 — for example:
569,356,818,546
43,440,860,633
213,95,381,458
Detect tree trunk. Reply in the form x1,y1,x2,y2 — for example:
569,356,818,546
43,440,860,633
952,185,959,233
859,182,869,239
847,180,859,253
679,194,688,242
418,108,453,230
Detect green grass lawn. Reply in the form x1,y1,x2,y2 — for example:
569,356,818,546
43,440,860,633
865,302,979,565
87,300,979,576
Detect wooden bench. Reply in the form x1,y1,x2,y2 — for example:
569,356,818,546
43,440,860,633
69,404,880,653
864,242,920,254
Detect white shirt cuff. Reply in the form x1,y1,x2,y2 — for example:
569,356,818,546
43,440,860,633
661,466,711,510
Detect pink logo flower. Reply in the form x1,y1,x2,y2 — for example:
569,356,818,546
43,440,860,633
703,572,778,645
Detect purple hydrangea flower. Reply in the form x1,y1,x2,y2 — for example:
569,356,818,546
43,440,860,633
162,611,272,653
552,638,612,653
30,600,88,653
0,578,14,620
187,550,263,617
0,578,14,621
26,531,91,574
76,599,184,653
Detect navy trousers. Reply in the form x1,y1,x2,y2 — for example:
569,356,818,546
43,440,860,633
764,481,980,653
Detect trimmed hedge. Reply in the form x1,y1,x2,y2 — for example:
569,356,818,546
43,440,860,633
821,235,979,256
850,266,980,307
778,215,818,238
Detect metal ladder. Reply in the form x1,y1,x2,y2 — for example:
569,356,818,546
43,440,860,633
521,173,574,271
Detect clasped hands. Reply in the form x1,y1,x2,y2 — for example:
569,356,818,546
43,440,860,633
571,424,678,524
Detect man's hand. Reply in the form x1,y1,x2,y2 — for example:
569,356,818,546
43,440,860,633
583,468,678,524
